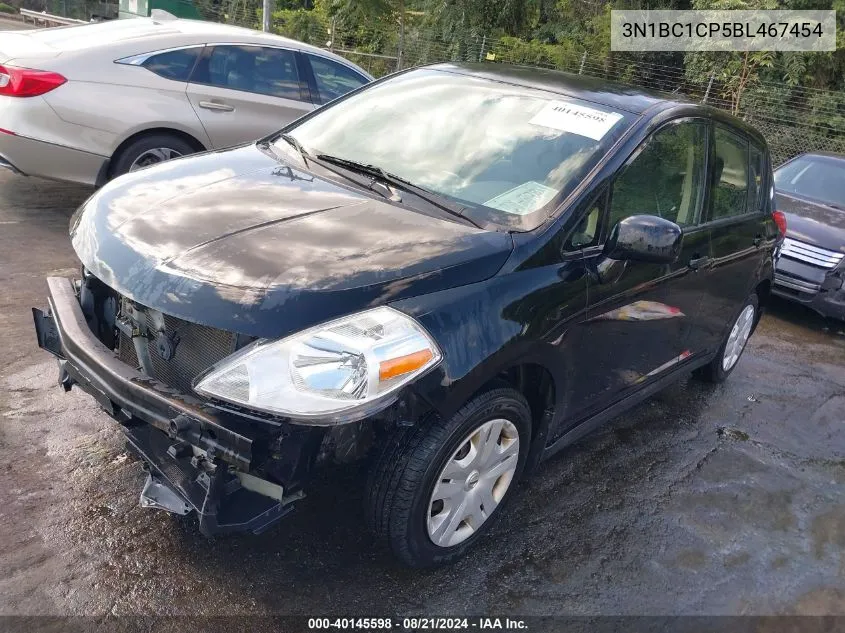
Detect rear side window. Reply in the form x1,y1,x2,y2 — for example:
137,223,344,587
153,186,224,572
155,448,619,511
142,47,201,82
610,120,707,227
192,45,301,100
711,126,749,220
308,55,368,103
749,144,765,213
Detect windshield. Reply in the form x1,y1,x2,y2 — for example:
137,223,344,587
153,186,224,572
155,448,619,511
775,155,845,210
278,68,633,230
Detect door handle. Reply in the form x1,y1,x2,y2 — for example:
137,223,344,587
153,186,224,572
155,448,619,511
689,255,710,271
198,101,234,112
753,235,764,247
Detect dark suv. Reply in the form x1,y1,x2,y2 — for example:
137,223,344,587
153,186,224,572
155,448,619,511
33,64,779,567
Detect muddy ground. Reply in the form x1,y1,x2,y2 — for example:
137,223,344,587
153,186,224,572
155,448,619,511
1,170,845,623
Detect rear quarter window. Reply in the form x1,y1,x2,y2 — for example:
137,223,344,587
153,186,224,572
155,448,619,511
749,143,765,213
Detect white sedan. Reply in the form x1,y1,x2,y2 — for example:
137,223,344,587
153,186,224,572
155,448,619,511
0,15,372,185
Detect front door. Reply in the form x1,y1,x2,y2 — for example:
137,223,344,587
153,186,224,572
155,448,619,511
569,118,710,421
186,45,314,149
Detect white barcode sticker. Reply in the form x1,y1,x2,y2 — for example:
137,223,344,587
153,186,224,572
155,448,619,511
530,101,624,140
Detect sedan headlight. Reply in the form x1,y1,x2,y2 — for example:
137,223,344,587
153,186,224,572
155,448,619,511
194,307,441,420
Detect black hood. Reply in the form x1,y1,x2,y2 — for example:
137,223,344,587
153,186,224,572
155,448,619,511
776,191,845,254
71,144,513,339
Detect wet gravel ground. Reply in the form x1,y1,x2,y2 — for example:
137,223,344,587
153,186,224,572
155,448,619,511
1,171,845,621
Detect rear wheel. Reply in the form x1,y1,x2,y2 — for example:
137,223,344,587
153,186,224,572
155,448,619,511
367,388,531,567
111,133,196,179
696,293,758,383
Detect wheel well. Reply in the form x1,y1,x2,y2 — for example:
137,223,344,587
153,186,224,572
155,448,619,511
755,278,772,307
109,128,206,177
474,363,556,435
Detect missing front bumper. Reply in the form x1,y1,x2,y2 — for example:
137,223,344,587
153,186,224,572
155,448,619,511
125,421,298,534
32,277,303,535
140,474,192,515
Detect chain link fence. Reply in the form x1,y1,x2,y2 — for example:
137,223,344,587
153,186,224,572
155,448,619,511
263,12,845,166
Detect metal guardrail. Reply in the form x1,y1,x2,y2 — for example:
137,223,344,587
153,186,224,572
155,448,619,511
19,8,87,27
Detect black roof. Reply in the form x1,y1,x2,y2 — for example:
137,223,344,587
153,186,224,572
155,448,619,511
430,62,689,115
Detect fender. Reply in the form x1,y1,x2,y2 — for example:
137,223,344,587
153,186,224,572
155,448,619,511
392,259,589,450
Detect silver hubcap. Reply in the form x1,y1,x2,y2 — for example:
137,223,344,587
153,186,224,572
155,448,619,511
129,147,182,172
722,304,755,371
427,418,520,548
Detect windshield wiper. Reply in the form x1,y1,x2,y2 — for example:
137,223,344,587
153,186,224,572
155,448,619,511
278,133,310,167
315,154,484,230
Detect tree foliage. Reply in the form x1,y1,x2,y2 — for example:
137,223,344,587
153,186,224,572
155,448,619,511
50,0,845,150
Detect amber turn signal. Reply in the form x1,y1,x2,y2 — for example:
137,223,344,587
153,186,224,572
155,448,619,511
379,349,434,381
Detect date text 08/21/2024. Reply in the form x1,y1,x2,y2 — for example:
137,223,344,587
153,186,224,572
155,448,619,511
307,618,528,630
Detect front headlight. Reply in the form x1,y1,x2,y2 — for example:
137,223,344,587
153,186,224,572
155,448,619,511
194,307,441,420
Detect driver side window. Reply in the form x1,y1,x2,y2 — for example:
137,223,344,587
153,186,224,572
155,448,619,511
609,121,707,228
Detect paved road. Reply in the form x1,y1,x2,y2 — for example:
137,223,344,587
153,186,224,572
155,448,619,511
2,171,845,622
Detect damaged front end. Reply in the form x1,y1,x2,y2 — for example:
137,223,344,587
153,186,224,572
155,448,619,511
32,274,372,535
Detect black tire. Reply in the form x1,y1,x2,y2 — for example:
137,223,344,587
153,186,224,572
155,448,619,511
110,133,197,179
366,387,532,567
696,293,759,383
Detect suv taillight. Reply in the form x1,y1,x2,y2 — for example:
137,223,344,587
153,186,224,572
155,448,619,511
772,210,787,236
0,65,66,97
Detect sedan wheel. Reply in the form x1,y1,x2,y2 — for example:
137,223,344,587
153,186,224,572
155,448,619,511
110,133,197,180
696,292,759,383
427,418,520,548
129,148,183,172
367,387,531,567
722,304,755,371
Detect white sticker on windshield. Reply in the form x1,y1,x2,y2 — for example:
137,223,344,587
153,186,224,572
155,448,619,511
529,101,624,140
484,181,558,215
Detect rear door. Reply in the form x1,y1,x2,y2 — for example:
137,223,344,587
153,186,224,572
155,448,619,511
698,124,770,349
186,44,314,149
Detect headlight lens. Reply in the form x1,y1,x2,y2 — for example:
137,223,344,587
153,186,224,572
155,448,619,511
194,307,441,419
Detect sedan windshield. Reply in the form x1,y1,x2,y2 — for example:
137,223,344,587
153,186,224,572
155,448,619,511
278,68,633,230
775,155,845,210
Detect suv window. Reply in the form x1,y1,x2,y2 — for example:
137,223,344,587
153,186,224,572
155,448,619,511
711,126,750,220
142,47,201,81
308,55,368,103
192,45,301,100
609,120,707,228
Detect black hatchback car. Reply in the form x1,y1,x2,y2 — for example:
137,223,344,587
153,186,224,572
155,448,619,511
33,63,779,567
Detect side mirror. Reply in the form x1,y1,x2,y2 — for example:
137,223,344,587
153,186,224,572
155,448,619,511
604,215,682,264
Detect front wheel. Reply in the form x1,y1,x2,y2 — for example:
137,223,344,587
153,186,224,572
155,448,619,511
696,293,759,383
366,388,532,567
